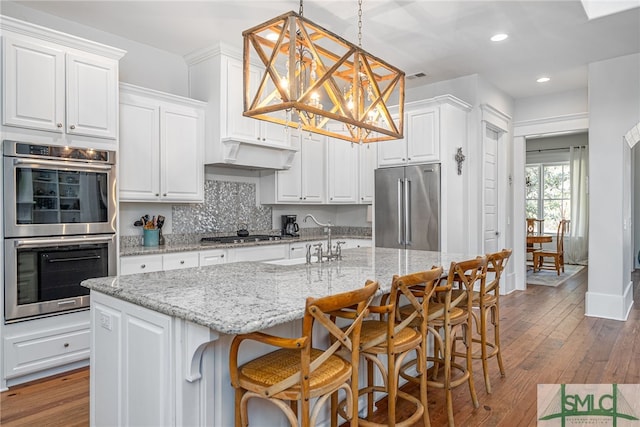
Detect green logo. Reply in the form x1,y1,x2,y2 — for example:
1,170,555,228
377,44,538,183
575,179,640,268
539,384,639,426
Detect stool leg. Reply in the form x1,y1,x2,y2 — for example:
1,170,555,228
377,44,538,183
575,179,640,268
367,360,374,420
444,323,454,426
493,304,505,378
419,346,431,427
480,305,491,394
464,320,479,408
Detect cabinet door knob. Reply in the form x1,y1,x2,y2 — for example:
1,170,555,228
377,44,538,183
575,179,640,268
180,260,185,264
262,138,266,141
64,343,69,348
141,264,146,269
220,254,224,258
69,125,76,130
57,123,63,128
408,157,411,160
163,193,167,197
155,193,159,196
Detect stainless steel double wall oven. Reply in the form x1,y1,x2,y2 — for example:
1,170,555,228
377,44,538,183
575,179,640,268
3,141,117,322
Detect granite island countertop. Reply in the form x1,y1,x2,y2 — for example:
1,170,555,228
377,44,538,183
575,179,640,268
83,247,468,335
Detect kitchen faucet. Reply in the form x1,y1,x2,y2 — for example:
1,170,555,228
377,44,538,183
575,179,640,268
303,214,336,260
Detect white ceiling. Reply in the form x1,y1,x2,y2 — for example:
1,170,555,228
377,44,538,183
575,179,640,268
4,0,640,99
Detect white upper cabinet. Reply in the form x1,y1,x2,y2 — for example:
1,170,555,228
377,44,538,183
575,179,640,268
261,131,326,204
327,140,358,204
119,84,205,203
2,36,65,133
358,143,377,203
1,17,124,142
65,53,118,139
377,96,470,168
186,43,296,170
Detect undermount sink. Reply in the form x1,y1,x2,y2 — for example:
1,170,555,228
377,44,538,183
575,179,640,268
262,258,308,266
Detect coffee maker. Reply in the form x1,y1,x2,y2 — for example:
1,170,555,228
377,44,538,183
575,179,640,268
281,215,299,237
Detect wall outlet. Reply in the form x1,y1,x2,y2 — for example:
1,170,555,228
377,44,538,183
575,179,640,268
100,312,112,331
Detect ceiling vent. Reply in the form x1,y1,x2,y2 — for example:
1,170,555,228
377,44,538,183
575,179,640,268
407,72,427,80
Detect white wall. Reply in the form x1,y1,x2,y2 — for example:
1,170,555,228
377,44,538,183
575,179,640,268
586,52,639,320
636,145,640,268
514,89,588,122
0,2,189,96
406,74,477,105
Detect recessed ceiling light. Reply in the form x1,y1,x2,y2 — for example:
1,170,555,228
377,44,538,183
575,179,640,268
537,77,551,83
490,33,508,42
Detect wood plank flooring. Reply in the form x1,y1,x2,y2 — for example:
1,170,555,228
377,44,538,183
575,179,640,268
1,267,638,426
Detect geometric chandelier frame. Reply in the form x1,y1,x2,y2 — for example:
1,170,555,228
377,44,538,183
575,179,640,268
242,10,405,143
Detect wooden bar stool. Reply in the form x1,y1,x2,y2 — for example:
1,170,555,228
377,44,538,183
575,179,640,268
228,280,378,427
343,267,442,427
467,249,512,394
422,257,486,427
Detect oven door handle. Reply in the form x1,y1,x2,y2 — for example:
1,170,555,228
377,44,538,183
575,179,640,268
13,236,114,248
13,158,113,171
48,255,102,263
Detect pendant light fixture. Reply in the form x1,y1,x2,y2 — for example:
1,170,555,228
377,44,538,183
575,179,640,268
242,0,405,143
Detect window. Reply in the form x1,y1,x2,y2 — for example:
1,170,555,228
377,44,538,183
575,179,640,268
526,163,570,234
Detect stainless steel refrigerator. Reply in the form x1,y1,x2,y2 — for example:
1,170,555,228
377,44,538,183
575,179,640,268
374,164,440,250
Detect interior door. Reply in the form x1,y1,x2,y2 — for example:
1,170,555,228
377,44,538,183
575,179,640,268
483,127,500,253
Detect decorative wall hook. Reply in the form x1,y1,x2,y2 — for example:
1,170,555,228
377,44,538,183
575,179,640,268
455,147,465,175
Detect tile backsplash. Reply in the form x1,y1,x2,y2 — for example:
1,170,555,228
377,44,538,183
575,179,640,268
172,180,272,234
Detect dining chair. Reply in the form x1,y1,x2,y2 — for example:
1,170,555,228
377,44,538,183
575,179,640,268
533,219,570,275
344,267,442,427
228,280,378,427
526,217,544,255
467,249,512,394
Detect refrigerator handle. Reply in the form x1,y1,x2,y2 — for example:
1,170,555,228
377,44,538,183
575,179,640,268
397,178,404,245
405,178,411,245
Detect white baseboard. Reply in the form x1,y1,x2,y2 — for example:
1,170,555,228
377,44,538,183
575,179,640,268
585,281,634,321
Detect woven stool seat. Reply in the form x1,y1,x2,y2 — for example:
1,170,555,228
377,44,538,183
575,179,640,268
238,348,350,398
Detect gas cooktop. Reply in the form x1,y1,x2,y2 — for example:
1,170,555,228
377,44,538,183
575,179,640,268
200,235,285,244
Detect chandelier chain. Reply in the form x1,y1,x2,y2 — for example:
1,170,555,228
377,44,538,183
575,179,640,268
299,0,303,17
357,0,363,47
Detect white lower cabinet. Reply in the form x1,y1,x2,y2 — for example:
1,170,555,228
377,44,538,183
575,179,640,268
162,252,199,271
340,239,373,249
120,255,164,275
231,245,289,263
199,249,227,266
3,311,90,383
91,292,173,426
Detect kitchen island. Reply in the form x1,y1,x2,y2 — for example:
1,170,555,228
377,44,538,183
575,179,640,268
83,247,467,426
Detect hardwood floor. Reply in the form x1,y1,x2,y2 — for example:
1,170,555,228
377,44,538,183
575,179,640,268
0,367,89,427
1,267,638,426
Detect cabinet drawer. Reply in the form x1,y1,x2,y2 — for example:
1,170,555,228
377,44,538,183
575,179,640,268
199,249,227,266
163,252,199,271
4,327,89,379
233,245,288,262
120,255,163,275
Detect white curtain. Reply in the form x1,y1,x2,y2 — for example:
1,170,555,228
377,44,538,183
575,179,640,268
566,146,589,265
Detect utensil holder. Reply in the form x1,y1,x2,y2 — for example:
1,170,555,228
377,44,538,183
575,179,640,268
143,229,159,247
